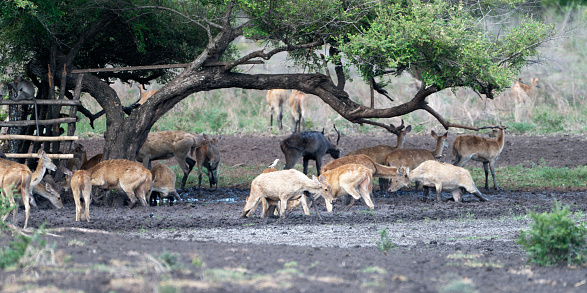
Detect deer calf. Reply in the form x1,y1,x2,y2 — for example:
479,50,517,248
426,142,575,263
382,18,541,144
195,134,221,189
150,163,181,205
452,126,507,189
319,164,374,212
388,160,488,203
240,169,332,219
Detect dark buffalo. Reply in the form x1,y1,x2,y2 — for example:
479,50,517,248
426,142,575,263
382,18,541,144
280,128,343,176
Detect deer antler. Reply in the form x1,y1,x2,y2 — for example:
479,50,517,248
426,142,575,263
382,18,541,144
333,124,341,145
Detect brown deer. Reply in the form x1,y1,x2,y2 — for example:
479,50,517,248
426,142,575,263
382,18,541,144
388,161,487,203
150,163,181,205
32,178,64,209
77,159,152,208
384,131,448,190
266,89,288,130
512,77,539,104
452,126,507,190
281,128,343,176
319,164,374,212
63,169,92,222
289,89,306,133
240,169,331,219
345,122,411,192
0,149,56,228
194,134,221,189
137,130,202,189
66,142,87,171
136,83,158,105
321,154,399,180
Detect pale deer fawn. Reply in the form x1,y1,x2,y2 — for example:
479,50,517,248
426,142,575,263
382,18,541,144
240,169,332,219
266,89,288,130
0,149,56,228
319,164,374,212
289,90,306,133
452,126,507,190
388,161,487,203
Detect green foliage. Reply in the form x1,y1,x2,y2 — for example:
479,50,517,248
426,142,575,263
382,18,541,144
159,251,183,270
376,228,394,255
531,106,566,132
516,200,587,266
0,224,47,269
468,164,587,190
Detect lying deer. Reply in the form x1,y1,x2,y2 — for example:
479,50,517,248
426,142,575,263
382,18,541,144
289,90,306,133
150,163,181,205
63,168,92,222
240,169,331,219
388,160,488,203
385,131,448,190
137,130,202,189
0,149,56,228
66,159,152,209
281,127,343,176
452,125,507,190
266,89,288,130
319,163,374,212
194,134,221,189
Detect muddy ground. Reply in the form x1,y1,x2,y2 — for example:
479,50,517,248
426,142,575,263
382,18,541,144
2,132,587,293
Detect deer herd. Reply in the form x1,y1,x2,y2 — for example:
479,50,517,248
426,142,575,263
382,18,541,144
1,85,515,228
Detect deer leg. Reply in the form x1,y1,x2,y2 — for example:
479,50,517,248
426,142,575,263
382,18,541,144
277,110,283,130
179,157,196,189
451,189,463,203
315,159,322,177
482,162,490,190
489,161,498,190
302,157,310,175
279,196,289,220
3,188,18,224
435,184,443,203
22,187,31,229
358,178,375,210
73,188,82,221
422,186,430,202
84,185,91,222
241,192,261,218
342,197,358,212
379,178,389,197
305,193,322,221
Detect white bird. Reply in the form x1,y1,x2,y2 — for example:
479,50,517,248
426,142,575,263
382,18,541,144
268,159,280,169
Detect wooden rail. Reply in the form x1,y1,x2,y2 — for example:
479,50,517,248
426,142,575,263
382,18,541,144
0,135,78,141
4,153,74,159
0,100,81,106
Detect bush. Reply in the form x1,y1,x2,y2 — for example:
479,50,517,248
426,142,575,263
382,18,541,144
376,228,394,255
516,200,587,266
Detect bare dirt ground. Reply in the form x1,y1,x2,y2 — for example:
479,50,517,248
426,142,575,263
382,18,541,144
2,132,587,293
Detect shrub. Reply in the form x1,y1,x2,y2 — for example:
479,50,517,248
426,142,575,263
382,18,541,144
516,200,587,266
376,228,394,255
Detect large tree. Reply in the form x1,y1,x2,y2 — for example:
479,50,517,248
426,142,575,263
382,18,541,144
0,0,555,160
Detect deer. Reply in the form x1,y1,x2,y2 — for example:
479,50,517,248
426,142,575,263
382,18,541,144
31,175,64,209
384,131,448,190
512,77,539,104
137,130,203,189
135,83,158,106
289,89,306,133
318,164,374,212
63,169,92,222
194,134,221,189
81,153,103,170
0,149,56,228
65,159,152,209
266,89,288,130
345,122,411,192
388,161,488,203
150,163,181,205
452,125,507,190
240,169,331,220
280,127,343,176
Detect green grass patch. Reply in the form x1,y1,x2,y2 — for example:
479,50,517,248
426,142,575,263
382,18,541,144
467,164,587,190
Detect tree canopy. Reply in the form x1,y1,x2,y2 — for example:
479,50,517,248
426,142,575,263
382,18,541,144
0,0,555,159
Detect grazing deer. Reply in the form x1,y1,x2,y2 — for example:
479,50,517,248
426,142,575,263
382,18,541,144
78,159,152,208
150,163,181,205
321,154,399,179
63,168,92,222
289,90,306,133
452,126,507,190
384,131,448,190
345,122,411,193
266,89,288,130
240,169,331,219
0,149,56,228
32,175,64,209
281,128,343,176
388,161,487,203
137,130,202,189
194,134,221,189
319,164,374,212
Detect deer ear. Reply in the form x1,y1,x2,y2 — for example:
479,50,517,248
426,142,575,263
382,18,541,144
431,130,437,137
442,132,448,138
405,125,412,133
63,168,72,176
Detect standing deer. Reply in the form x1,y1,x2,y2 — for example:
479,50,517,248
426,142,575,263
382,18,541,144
240,169,331,219
289,90,306,133
63,169,92,222
345,122,411,192
150,163,181,205
0,149,56,228
266,89,288,130
137,130,202,189
280,128,343,176
512,77,539,104
388,161,487,203
452,126,507,190
194,134,221,189
319,164,374,212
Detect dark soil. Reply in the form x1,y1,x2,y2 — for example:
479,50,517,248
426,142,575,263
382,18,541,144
2,133,587,293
